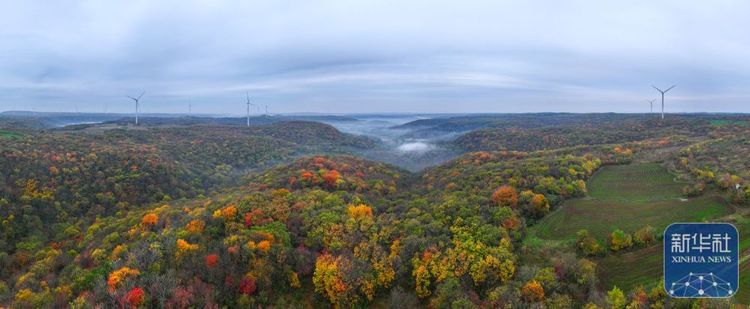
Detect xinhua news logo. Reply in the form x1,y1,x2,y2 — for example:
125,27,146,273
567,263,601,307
664,223,739,298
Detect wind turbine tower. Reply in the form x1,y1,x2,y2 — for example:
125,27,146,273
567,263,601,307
651,85,675,119
126,91,145,125
648,99,656,114
246,92,255,127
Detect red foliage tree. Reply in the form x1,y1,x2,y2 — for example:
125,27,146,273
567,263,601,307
323,170,340,187
204,254,219,268
300,170,314,181
239,276,257,295
125,287,145,307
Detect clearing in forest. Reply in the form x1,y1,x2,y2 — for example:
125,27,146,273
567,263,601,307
532,163,731,242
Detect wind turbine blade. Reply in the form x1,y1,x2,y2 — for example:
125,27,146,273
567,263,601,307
665,85,676,92
651,85,664,93
126,96,137,101
137,92,145,100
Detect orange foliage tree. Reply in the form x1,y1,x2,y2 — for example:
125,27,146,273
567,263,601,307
213,205,238,221
323,170,340,187
176,239,199,256
521,280,545,302
141,213,159,227
185,219,205,234
492,185,518,207
107,267,140,291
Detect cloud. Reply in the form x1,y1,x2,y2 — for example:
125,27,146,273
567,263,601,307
1,0,749,113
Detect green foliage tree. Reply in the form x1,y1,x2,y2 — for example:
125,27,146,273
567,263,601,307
606,286,627,309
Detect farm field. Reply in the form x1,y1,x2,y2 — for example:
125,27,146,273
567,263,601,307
0,130,23,139
532,163,733,242
598,221,750,303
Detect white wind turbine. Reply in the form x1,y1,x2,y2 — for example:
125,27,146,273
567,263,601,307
651,85,676,119
126,91,145,125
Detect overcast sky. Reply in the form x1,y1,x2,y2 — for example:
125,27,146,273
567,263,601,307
1,1,749,114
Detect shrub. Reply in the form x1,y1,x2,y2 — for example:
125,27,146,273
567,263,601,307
633,226,656,247
576,230,604,256
608,229,633,251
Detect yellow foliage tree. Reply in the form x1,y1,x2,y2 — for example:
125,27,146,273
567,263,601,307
313,254,347,304
176,239,199,256
347,204,373,220
107,267,140,290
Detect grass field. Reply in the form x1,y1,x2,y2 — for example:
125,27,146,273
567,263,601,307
597,244,662,292
528,163,742,299
0,130,23,139
597,221,750,303
709,119,748,127
533,163,732,242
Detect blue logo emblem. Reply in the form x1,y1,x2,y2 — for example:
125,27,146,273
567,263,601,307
664,223,739,298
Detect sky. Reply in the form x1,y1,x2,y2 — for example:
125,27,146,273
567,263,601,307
1,0,749,114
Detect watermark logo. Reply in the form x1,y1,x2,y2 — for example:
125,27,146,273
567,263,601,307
664,223,738,298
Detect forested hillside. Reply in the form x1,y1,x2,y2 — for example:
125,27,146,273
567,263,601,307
0,114,748,307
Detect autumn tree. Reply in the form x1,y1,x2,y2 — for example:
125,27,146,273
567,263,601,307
576,230,604,256
347,204,373,220
313,254,347,304
204,254,219,268
239,275,257,295
519,190,549,218
492,185,518,208
107,267,140,291
609,229,633,251
633,225,656,247
521,280,545,302
141,213,159,228
176,239,199,256
606,286,626,309
323,170,341,187
213,204,238,221
185,219,205,234
124,287,145,307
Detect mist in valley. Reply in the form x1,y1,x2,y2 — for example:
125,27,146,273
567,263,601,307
320,115,462,171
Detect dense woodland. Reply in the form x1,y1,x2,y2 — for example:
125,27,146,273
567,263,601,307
0,114,748,308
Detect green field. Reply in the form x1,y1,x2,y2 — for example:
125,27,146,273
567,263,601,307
597,244,662,292
598,221,750,303
0,130,23,139
532,163,732,242
529,163,741,298
709,119,748,127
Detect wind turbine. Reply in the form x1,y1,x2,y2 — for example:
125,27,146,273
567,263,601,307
647,99,656,114
245,92,255,127
126,91,145,125
651,85,675,119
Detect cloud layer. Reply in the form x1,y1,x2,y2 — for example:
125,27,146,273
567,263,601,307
1,0,749,114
